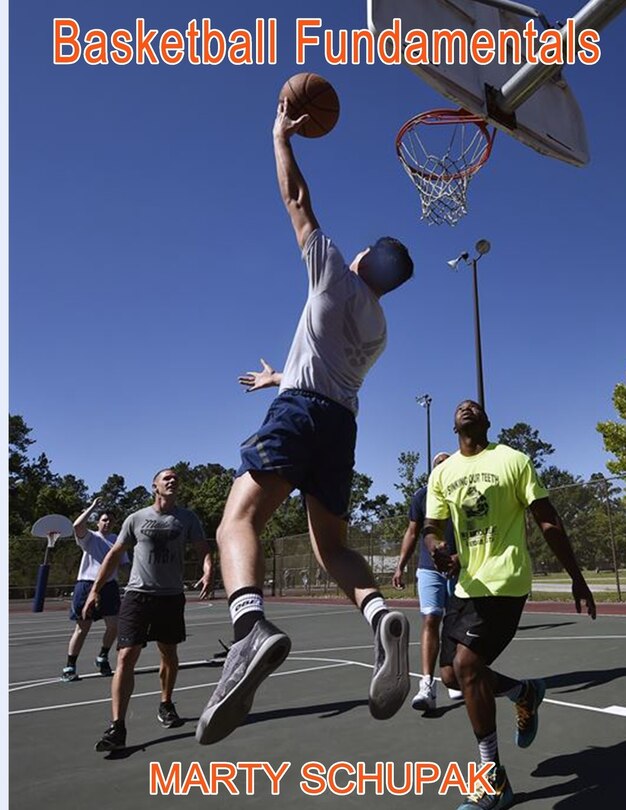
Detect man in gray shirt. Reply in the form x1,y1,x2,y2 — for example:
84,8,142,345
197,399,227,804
196,98,415,745
84,468,213,752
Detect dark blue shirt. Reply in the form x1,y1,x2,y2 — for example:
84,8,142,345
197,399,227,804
409,486,457,570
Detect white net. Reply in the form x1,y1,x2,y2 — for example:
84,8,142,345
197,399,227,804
396,110,494,226
46,531,61,549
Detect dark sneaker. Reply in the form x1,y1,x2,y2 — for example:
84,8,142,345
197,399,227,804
369,611,410,720
457,765,514,809
157,701,183,728
515,678,546,748
95,656,113,676
195,619,291,745
95,722,126,752
61,666,79,682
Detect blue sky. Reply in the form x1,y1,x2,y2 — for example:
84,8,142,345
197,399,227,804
9,0,626,502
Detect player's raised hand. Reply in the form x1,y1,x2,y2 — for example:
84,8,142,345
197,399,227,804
273,98,308,140
238,359,281,393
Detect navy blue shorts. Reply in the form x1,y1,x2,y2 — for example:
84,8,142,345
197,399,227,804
237,389,357,519
70,579,121,621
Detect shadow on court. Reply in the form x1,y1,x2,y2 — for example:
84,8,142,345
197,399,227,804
515,740,626,808
245,698,368,725
102,700,371,759
104,730,196,760
516,622,577,631
544,667,626,693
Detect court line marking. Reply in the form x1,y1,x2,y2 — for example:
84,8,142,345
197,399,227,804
7,608,354,642
9,633,626,687
8,661,352,715
9,654,626,720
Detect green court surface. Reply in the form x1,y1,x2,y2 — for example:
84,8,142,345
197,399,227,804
9,600,626,808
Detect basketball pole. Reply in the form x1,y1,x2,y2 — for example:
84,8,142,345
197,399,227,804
496,0,626,114
33,564,51,613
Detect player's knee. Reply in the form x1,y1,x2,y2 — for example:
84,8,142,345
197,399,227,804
453,650,480,687
440,665,458,689
422,613,442,632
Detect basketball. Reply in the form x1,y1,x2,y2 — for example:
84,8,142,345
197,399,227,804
279,73,340,138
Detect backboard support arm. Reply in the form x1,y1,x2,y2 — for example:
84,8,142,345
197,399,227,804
495,0,626,114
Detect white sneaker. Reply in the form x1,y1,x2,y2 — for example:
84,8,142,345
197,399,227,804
411,676,436,711
447,687,464,701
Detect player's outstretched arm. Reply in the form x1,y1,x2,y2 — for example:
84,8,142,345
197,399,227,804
273,98,319,249
530,497,597,619
238,358,282,393
73,496,102,540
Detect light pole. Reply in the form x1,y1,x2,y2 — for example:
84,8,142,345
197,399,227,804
447,239,491,409
416,394,432,474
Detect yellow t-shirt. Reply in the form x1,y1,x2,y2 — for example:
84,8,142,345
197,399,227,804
426,444,548,597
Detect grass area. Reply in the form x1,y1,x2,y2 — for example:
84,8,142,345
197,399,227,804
534,569,625,582
530,591,624,603
378,586,624,603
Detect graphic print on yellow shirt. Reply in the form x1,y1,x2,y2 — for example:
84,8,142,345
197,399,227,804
426,444,548,598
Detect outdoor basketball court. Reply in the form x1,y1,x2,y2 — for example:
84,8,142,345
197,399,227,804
9,599,626,808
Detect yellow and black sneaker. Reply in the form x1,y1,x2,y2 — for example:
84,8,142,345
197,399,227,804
456,765,514,810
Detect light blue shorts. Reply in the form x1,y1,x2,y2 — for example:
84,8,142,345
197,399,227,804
416,569,456,616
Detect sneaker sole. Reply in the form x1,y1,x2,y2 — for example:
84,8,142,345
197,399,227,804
516,678,546,748
195,632,291,745
369,612,410,720
94,738,125,752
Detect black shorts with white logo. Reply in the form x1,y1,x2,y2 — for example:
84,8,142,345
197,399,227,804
440,593,527,667
117,591,186,648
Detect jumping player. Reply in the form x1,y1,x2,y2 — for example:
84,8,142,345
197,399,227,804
195,98,414,745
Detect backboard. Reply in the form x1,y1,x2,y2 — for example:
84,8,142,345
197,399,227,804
367,0,590,165
32,514,74,543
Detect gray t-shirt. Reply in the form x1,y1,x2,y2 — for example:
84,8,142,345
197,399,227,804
119,505,205,596
279,229,387,415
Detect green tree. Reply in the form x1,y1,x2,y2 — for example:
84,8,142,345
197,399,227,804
597,378,626,477
393,450,427,505
94,473,151,521
9,415,57,535
497,423,555,470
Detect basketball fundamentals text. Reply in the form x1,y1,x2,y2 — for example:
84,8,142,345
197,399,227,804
53,18,602,67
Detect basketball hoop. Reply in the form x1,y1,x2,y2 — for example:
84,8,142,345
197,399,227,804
46,531,61,549
396,109,495,226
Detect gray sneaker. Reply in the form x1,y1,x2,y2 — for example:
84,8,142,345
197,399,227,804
369,611,410,719
195,619,291,745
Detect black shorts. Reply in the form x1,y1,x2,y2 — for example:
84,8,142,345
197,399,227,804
70,579,121,621
237,389,357,519
117,591,186,648
440,594,527,667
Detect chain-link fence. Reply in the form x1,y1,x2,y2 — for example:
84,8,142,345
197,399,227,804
266,476,626,600
9,477,625,602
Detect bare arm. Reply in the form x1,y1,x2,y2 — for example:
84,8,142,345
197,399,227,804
530,497,596,619
238,358,283,393
423,519,459,577
392,519,420,589
193,539,214,601
73,496,102,540
273,99,319,249
82,542,127,619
